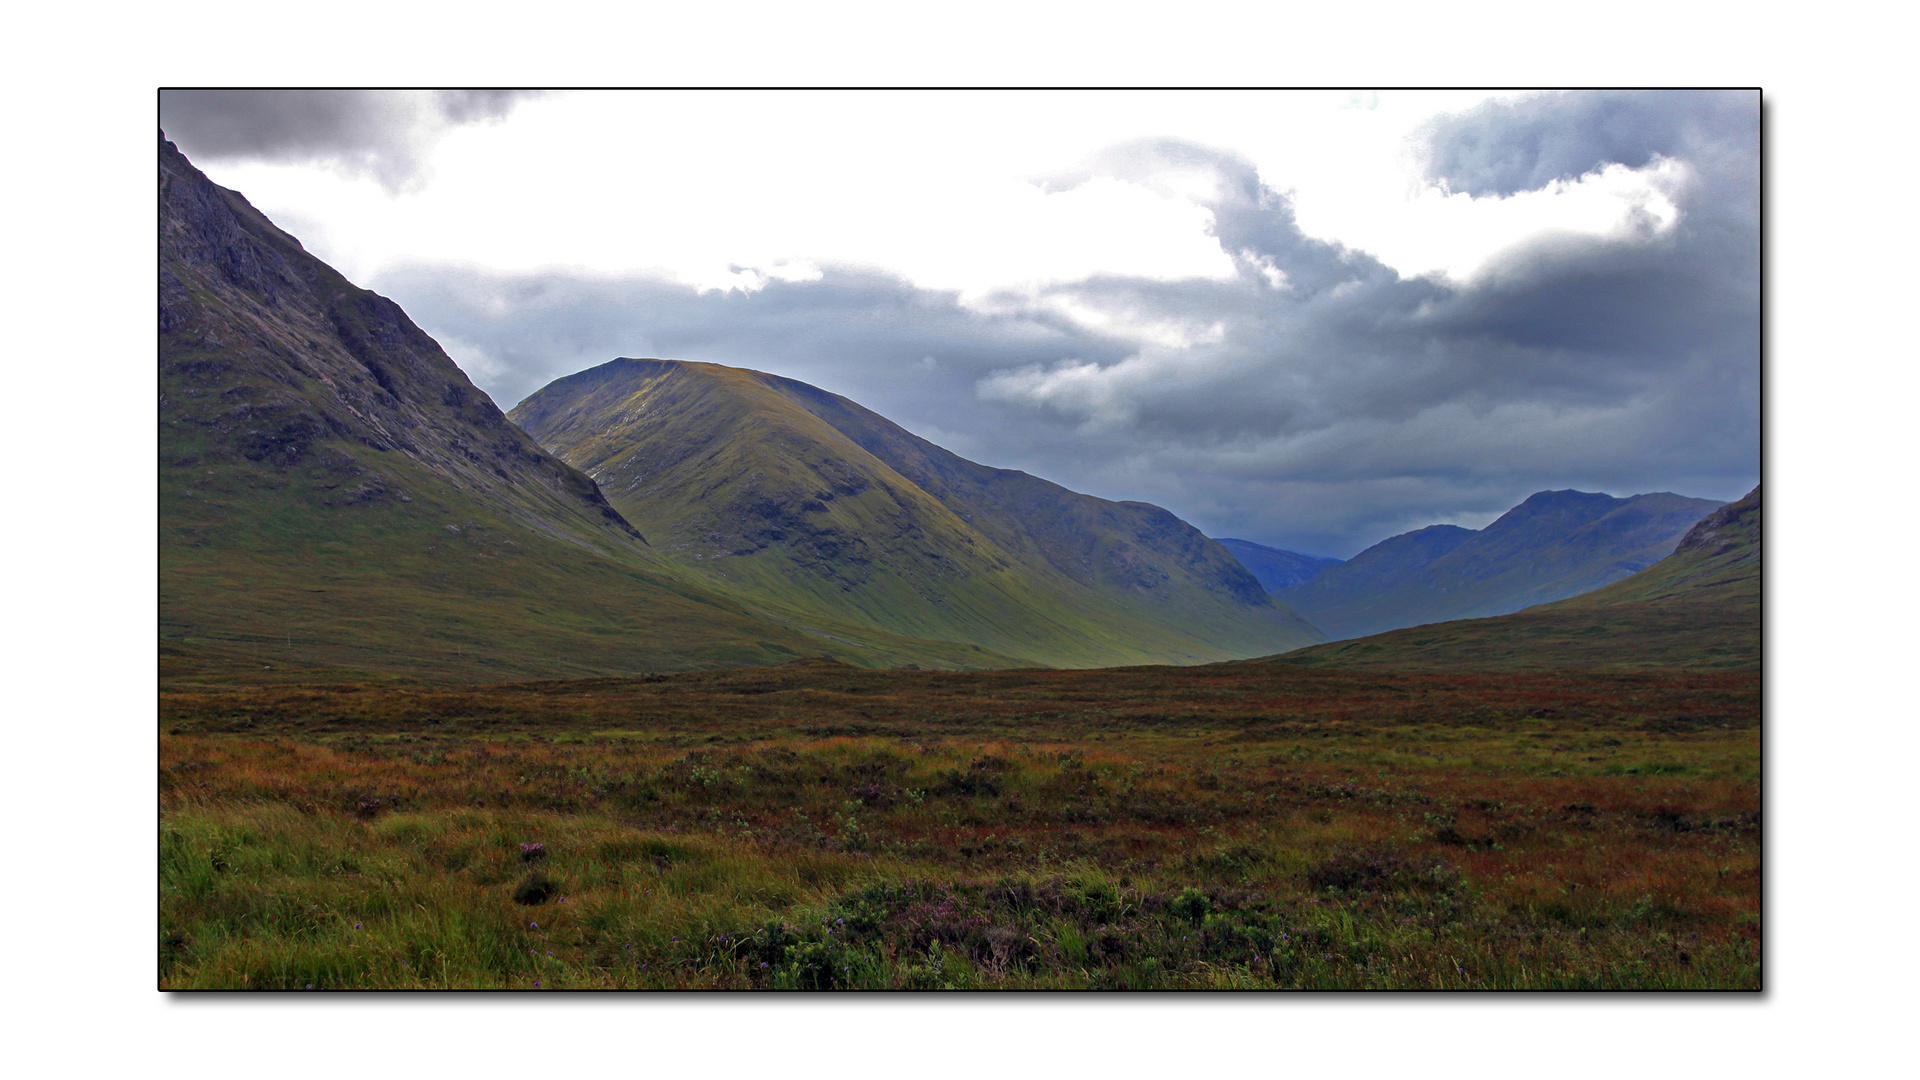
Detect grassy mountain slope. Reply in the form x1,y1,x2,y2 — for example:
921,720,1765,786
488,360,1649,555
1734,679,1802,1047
1551,486,1759,608
1264,486,1760,671
159,135,1021,681
509,359,1324,667
1213,538,1343,592
1276,490,1724,640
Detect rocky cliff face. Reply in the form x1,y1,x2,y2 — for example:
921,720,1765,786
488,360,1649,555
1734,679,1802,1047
1674,486,1760,558
160,133,640,551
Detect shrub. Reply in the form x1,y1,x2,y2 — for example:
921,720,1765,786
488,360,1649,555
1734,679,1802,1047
1170,888,1211,924
931,769,1000,798
782,939,844,990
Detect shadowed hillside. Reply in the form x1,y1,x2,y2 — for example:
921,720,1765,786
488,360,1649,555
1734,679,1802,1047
1214,538,1343,592
1264,486,1759,671
510,359,1324,667
1276,490,1725,640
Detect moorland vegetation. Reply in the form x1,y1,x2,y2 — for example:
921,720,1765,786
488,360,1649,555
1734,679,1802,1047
161,659,1759,990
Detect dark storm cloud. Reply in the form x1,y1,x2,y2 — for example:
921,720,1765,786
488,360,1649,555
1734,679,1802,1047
370,91,1757,557
1420,89,1758,198
370,263,1133,424
160,90,543,192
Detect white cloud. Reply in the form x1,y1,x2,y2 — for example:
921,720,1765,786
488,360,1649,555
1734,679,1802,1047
187,91,1694,333
1286,150,1690,287
978,358,1136,426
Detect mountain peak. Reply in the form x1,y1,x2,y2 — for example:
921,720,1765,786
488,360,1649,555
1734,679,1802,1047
1276,489,1725,640
509,358,1323,667
162,137,1031,678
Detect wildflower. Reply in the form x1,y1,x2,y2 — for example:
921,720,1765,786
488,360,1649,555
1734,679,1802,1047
533,981,541,988
530,921,538,929
354,923,362,930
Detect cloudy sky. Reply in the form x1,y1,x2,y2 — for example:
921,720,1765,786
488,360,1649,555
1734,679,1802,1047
161,89,1758,557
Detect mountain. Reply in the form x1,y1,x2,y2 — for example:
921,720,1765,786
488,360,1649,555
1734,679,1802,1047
1274,489,1725,641
508,359,1325,668
1554,485,1759,608
159,134,1022,681
1213,539,1343,592
1265,486,1760,671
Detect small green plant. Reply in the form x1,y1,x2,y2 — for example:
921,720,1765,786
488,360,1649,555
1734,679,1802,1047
1170,888,1211,924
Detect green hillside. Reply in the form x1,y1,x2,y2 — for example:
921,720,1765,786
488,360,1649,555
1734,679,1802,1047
1277,489,1725,640
510,359,1324,667
1264,486,1760,671
159,135,1023,681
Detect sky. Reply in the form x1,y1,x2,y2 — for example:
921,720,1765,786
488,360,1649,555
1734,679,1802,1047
160,89,1759,558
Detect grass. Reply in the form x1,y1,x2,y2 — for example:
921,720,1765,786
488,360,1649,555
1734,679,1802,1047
160,414,1026,680
506,358,1322,670
160,660,1760,990
1269,599,1759,671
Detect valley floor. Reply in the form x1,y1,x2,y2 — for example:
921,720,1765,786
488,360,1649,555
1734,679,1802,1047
159,661,1760,990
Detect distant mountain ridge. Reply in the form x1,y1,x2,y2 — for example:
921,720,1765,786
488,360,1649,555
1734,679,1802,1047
1213,539,1343,592
1264,486,1760,671
509,358,1324,667
1552,485,1759,610
1275,489,1726,640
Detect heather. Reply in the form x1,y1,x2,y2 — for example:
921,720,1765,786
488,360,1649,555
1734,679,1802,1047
160,661,1759,989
